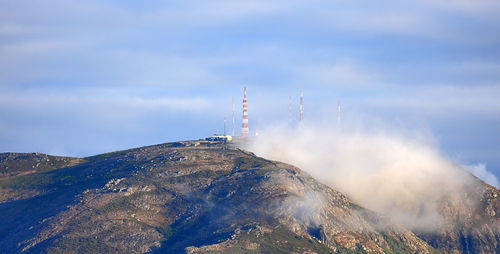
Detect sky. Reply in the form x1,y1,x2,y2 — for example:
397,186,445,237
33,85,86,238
1,0,499,182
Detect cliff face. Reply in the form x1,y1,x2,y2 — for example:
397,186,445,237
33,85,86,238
0,141,497,253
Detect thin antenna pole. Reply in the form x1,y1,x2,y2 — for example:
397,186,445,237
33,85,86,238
224,117,227,136
232,97,235,136
299,91,304,125
337,100,341,124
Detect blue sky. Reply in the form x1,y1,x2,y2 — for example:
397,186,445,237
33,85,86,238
1,0,499,182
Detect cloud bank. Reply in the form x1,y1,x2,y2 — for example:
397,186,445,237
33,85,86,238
245,124,490,231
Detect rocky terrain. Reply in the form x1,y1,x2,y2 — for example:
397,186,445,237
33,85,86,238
414,176,499,254
0,141,497,253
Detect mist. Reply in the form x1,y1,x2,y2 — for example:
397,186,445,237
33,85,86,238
245,124,486,231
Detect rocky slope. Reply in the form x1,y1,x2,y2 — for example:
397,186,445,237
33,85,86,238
0,141,497,253
414,175,499,254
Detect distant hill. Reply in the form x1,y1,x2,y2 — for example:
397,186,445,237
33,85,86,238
0,141,497,253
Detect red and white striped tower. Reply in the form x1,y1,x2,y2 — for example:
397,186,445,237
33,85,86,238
241,87,250,137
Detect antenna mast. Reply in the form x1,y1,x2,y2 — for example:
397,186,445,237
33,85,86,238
223,117,227,136
241,87,249,137
337,100,341,124
232,97,235,136
299,91,304,125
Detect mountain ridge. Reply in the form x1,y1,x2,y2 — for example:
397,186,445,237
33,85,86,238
0,141,497,253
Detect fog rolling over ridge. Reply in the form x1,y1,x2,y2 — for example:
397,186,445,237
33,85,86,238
245,124,492,231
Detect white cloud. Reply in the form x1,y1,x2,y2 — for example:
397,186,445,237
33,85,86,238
0,39,80,54
246,125,481,231
0,24,27,35
0,90,212,114
421,0,500,17
299,61,378,87
325,7,439,37
300,0,500,43
359,84,500,115
448,62,500,76
464,163,499,187
113,96,212,111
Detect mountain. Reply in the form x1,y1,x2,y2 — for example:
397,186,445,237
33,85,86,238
0,141,497,253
